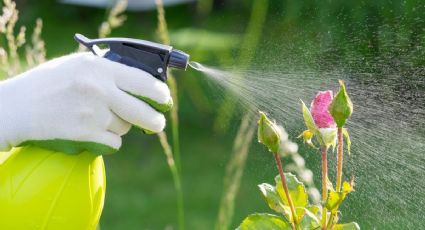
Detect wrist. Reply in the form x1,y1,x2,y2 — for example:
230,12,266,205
0,82,9,151
0,80,17,151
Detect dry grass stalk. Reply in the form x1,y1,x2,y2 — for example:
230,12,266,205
155,0,170,45
155,0,182,176
0,0,26,76
155,1,184,229
25,18,46,67
215,113,256,230
76,0,128,52
158,131,185,230
155,0,182,184
98,0,127,38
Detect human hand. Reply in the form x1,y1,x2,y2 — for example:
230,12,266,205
0,52,172,154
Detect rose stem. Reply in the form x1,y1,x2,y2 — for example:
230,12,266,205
274,152,299,230
321,146,328,230
328,127,344,228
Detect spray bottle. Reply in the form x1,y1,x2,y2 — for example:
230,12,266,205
0,34,189,230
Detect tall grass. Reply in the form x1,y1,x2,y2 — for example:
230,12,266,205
157,132,184,230
215,113,256,230
0,0,25,76
98,0,127,38
155,0,185,229
0,0,45,78
76,0,127,53
25,19,45,67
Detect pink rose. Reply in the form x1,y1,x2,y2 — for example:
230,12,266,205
310,91,336,129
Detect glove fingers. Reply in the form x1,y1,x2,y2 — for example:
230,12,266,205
87,131,121,151
109,89,166,133
108,61,171,105
107,112,132,136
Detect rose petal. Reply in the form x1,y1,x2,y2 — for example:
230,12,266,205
310,90,336,128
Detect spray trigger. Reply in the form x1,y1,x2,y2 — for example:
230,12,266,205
74,33,189,82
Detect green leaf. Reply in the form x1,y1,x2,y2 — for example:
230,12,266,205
236,213,292,230
329,80,353,127
299,208,321,230
342,128,352,155
334,222,360,230
307,205,320,217
325,181,353,211
295,207,306,222
301,100,318,133
275,173,308,208
258,183,285,214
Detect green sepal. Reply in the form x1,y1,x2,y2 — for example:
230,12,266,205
18,139,117,155
342,128,352,155
329,80,353,128
327,175,335,192
334,222,360,230
236,213,292,230
275,173,308,208
301,100,318,133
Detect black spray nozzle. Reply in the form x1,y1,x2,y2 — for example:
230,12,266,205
74,33,189,82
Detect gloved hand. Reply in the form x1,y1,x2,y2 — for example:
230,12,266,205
0,52,172,155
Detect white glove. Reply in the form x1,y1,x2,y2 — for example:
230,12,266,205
0,52,172,154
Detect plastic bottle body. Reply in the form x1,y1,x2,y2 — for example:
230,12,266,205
0,146,106,230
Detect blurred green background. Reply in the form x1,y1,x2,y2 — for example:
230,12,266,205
3,0,425,229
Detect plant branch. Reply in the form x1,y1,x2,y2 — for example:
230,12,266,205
274,153,299,230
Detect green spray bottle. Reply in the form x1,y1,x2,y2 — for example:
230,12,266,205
0,34,189,230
